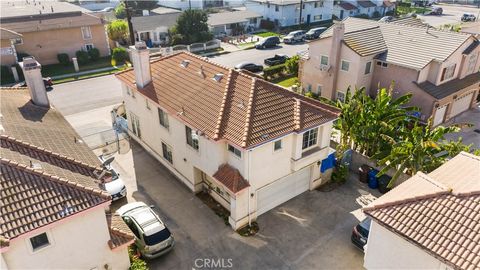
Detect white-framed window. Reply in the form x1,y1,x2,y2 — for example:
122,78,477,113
130,112,141,138
441,64,456,81
314,15,322,21
30,232,50,251
316,84,322,96
302,128,318,150
336,91,346,102
84,44,94,51
341,60,350,72
376,60,388,68
228,144,242,158
186,126,199,150
158,108,169,129
314,1,323,8
161,142,173,163
364,61,372,75
467,52,478,74
145,98,151,110
273,139,282,151
81,26,92,39
275,5,279,11
320,55,329,66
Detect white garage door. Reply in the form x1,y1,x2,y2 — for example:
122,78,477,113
451,92,474,117
433,104,448,126
256,166,311,216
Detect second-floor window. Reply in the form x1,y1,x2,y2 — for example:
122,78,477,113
158,108,169,129
81,26,92,39
302,128,318,149
321,55,329,66
337,91,345,103
30,232,50,251
274,139,282,151
341,60,350,72
275,5,279,11
467,53,478,74
365,61,372,75
441,64,456,81
186,126,199,150
162,142,173,163
228,144,242,158
314,1,323,8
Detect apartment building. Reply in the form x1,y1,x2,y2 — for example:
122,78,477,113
300,18,480,125
245,0,333,27
115,43,340,229
0,1,110,65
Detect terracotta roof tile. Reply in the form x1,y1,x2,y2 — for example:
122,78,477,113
213,164,250,193
0,158,110,242
106,214,134,250
116,52,339,149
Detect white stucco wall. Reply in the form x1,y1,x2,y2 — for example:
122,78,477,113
2,208,130,270
364,220,451,270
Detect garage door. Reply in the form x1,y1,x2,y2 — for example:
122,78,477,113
256,166,311,216
451,92,474,117
433,104,448,126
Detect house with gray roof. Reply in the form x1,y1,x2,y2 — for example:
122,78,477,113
131,11,181,46
300,17,480,126
333,0,394,19
208,10,262,37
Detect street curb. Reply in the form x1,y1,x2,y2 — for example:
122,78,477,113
53,70,119,85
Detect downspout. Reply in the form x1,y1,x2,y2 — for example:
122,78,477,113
247,149,252,226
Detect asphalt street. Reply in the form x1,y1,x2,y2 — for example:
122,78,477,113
418,4,480,26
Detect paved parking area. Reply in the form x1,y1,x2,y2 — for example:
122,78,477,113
107,141,374,270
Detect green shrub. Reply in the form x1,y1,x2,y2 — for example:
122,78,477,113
112,47,129,63
285,55,299,75
385,10,394,16
128,247,147,270
263,64,285,80
75,50,89,64
372,11,381,18
57,53,70,66
88,48,100,61
305,91,319,99
331,163,348,184
1,65,14,85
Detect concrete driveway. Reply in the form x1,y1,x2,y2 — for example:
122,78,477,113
109,141,372,270
444,104,480,149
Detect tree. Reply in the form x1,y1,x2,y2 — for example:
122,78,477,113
169,9,213,45
107,20,129,44
285,55,300,75
114,2,126,19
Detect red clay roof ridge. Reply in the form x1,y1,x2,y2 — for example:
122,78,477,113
293,98,301,131
214,69,234,140
241,77,257,147
0,157,111,201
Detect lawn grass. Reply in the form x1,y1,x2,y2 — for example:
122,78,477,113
255,31,281,38
53,67,125,84
396,6,431,15
273,76,298,88
238,41,256,50
41,56,114,77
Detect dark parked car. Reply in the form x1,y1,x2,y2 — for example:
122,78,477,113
351,217,371,251
264,54,289,66
255,36,280,49
461,13,476,22
430,7,443,15
379,16,393,22
14,77,53,88
235,62,263,73
305,27,326,40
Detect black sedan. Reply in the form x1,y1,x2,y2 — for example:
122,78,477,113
264,54,289,66
14,77,53,88
351,217,371,251
235,62,263,73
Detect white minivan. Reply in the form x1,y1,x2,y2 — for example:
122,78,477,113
117,202,174,259
98,155,127,201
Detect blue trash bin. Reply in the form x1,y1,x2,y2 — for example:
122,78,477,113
368,169,379,189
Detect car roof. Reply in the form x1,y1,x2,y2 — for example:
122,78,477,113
130,208,165,235
289,30,304,34
311,27,326,31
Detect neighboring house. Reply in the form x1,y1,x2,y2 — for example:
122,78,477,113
245,0,333,27
0,57,133,269
363,152,480,270
333,0,394,19
208,10,262,37
0,1,110,65
333,1,359,19
0,28,22,66
131,11,181,46
158,0,224,10
115,43,340,229
461,21,480,36
300,18,480,126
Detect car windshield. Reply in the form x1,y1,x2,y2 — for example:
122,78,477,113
143,227,171,246
358,218,371,237
110,169,119,180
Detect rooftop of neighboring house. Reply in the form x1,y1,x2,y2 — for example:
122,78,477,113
131,12,181,32
357,1,377,8
247,0,320,6
208,10,262,26
364,152,480,270
116,51,340,149
0,1,90,21
337,1,358,10
0,87,134,250
390,16,427,27
320,17,475,70
151,6,182,15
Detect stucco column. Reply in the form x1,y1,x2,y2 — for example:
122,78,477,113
72,57,79,72
11,66,19,82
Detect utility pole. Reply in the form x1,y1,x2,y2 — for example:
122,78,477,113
298,0,303,26
124,0,135,45
189,0,192,9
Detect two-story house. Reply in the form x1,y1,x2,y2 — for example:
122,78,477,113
300,18,480,126
333,0,394,19
245,0,333,27
0,58,133,269
116,43,340,229
158,0,225,10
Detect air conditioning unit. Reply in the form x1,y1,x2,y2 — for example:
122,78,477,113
319,65,330,72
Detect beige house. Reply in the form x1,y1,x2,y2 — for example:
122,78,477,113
116,43,340,229
0,58,133,269
363,152,480,269
300,17,480,125
0,1,110,66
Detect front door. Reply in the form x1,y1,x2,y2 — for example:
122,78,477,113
340,10,344,19
307,14,311,24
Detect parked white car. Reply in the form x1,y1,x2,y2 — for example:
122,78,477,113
117,202,174,259
283,30,306,44
98,155,127,201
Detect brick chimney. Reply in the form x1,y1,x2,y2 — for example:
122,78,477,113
19,57,49,107
129,41,151,88
329,22,345,100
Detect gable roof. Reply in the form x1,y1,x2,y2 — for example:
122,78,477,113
248,0,320,6
115,52,339,149
0,158,110,243
338,1,358,10
357,1,377,8
208,10,261,26
320,17,473,70
213,164,250,193
131,13,181,32
364,152,480,270
343,26,388,56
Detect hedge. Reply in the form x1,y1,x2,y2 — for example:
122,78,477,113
263,64,286,80
57,53,70,66
75,50,89,64
112,47,129,63
88,48,100,61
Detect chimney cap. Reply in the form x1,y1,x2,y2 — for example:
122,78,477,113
20,57,41,70
134,41,148,50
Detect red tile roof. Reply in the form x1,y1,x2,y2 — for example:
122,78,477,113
115,52,339,149
213,164,250,193
107,214,134,250
364,152,480,270
0,158,111,242
338,1,358,10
